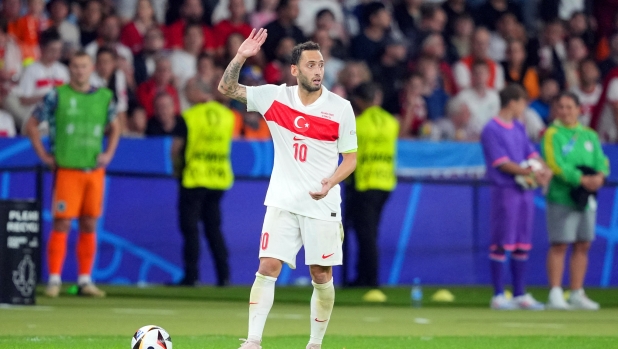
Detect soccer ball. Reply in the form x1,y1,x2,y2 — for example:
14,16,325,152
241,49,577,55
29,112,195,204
515,158,543,190
131,325,172,349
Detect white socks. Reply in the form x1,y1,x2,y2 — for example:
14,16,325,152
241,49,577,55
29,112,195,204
309,278,335,345
48,274,61,285
247,272,277,342
77,274,92,286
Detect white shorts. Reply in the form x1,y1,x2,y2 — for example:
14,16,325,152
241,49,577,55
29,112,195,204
259,206,344,269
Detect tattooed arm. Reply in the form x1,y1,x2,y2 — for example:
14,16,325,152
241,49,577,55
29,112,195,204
218,28,268,105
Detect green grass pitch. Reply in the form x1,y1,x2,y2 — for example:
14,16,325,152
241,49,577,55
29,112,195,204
0,285,617,348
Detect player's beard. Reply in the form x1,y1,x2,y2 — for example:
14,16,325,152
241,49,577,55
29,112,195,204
298,73,321,93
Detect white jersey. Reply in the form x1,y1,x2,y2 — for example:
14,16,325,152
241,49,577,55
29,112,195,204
247,84,357,221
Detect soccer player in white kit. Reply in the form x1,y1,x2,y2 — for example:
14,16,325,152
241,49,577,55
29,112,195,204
218,29,357,349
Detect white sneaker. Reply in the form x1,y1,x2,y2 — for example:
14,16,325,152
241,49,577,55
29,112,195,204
569,290,600,310
513,293,545,310
547,287,571,310
491,294,516,310
238,339,261,349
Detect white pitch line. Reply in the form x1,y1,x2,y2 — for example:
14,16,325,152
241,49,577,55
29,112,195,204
501,322,565,329
414,318,431,324
0,305,53,311
112,308,177,315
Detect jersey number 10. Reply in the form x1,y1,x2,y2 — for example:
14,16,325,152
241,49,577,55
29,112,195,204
293,143,308,162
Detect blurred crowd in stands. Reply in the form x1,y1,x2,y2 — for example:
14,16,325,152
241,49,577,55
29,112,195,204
1,0,618,143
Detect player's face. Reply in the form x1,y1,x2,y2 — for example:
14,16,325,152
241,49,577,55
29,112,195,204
292,50,324,93
69,55,94,85
512,98,527,117
557,96,579,126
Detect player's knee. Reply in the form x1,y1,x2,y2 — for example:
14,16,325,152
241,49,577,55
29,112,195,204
309,265,332,284
78,216,97,232
573,241,591,254
52,218,71,232
257,258,283,278
550,243,569,253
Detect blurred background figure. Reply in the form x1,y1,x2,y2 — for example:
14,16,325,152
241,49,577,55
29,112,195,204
428,96,478,141
542,92,609,310
456,59,500,134
346,82,398,297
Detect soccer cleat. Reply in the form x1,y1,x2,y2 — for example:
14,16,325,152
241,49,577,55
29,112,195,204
45,282,61,298
238,339,261,349
547,287,571,310
306,344,321,349
490,294,516,310
569,290,600,310
78,283,106,298
513,293,545,310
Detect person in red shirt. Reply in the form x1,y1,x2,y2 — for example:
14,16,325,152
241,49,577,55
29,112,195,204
120,0,160,55
213,0,253,55
136,56,181,118
164,0,216,54
8,0,51,65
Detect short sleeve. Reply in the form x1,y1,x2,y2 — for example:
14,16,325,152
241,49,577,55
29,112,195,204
481,126,510,167
337,102,357,153
246,84,281,114
607,78,618,102
32,89,58,122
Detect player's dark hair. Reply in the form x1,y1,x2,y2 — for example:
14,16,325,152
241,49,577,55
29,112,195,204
351,82,381,103
362,2,386,26
0,17,7,33
499,84,528,107
276,0,291,12
291,41,320,66
39,28,62,48
556,91,581,106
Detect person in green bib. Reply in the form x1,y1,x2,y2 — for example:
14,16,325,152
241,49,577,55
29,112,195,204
345,82,398,294
171,90,236,286
541,92,610,310
25,51,120,298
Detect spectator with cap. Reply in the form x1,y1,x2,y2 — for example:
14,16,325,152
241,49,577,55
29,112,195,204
136,55,181,118
164,0,216,54
47,0,80,60
570,59,601,127
502,39,540,100
213,0,253,56
85,15,134,66
133,27,165,85
79,0,104,47
456,59,500,133
170,22,204,110
371,37,408,115
350,2,392,65
120,0,161,55
453,27,505,92
262,0,305,62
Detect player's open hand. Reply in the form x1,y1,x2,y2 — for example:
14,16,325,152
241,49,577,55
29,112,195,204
237,28,268,59
97,152,113,168
309,178,333,201
534,168,553,188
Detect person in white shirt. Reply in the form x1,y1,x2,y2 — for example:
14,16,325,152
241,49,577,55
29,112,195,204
85,15,134,67
90,47,129,131
11,29,69,130
570,58,601,127
456,59,500,134
453,27,505,92
218,29,357,349
170,22,203,111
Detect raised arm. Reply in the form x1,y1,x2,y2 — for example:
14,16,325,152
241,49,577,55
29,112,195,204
218,28,268,104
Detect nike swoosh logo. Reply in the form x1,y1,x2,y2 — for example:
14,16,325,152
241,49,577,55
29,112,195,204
293,136,304,141
249,302,258,304
322,253,335,259
314,318,328,322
